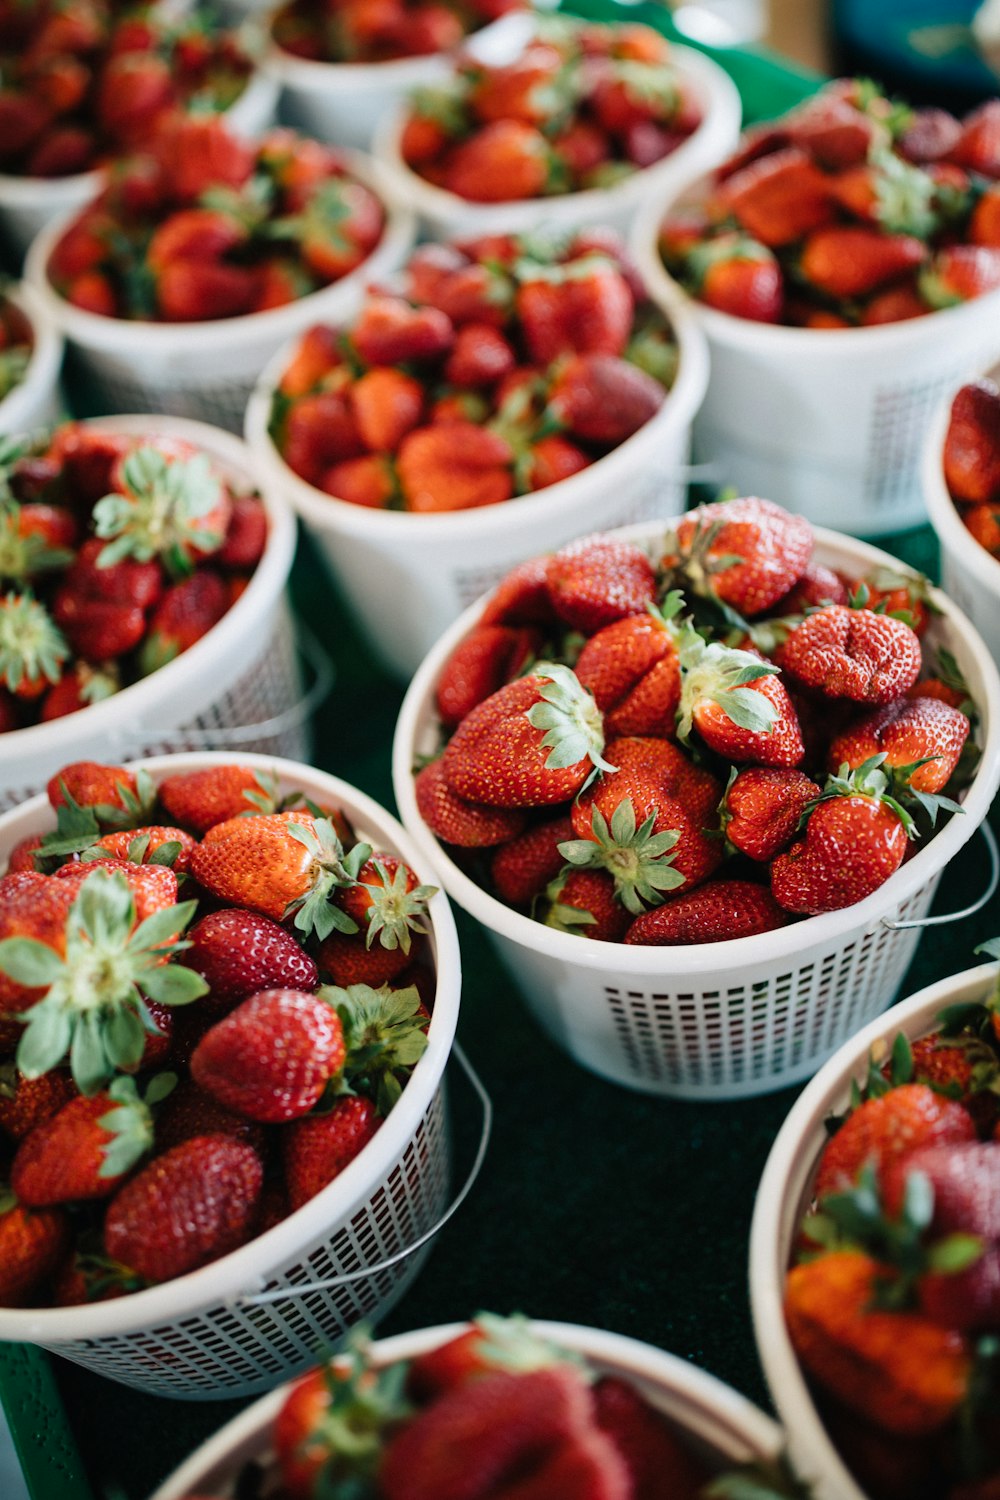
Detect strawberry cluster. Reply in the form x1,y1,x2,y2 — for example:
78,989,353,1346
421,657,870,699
660,78,1000,328
272,228,675,511
413,497,976,944
398,17,703,202
0,0,254,181
943,377,1000,563
0,758,438,1305
0,422,268,734
0,296,32,406
783,972,1000,1498
46,115,386,322
272,0,523,66
209,1314,801,1499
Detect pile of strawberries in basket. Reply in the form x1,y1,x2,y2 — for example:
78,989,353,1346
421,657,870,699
0,758,438,1305
659,76,1000,327
784,980,1000,1499
414,495,977,944
271,227,676,510
182,1314,801,1500
0,295,31,404
0,0,254,181
45,114,386,321
0,421,269,733
398,17,703,201
942,375,1000,562
272,0,524,65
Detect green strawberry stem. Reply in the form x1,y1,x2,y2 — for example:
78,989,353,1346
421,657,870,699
360,861,437,954
285,823,372,941
704,1455,815,1499
98,1071,176,1178
525,662,616,775
558,798,684,915
0,507,73,584
0,590,67,694
93,445,225,576
804,754,919,839
676,627,780,743
325,982,429,1115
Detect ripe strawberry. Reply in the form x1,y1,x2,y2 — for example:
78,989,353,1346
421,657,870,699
138,570,230,674
183,909,319,1010
522,435,591,490
283,1094,380,1210
96,51,173,146
414,759,527,847
217,495,267,571
157,115,255,204
624,879,787,945
546,535,655,633
156,260,259,323
479,555,558,629
593,1375,709,1498
441,120,553,202
787,93,884,168
407,1317,562,1402
542,868,630,942
921,245,1000,308
964,504,1000,557
159,764,278,833
971,184,1000,248
469,44,566,127
191,989,346,1122
721,766,821,861
435,624,540,729
686,235,783,323
282,391,366,487
53,857,178,917
0,874,77,1046
153,1078,266,1157
489,816,574,907
516,262,633,365
712,147,834,247
778,605,921,704
0,1066,76,1141
87,825,196,871
280,325,342,398
899,107,962,164
397,424,513,513
0,592,68,699
546,355,665,446
816,1081,976,1199
0,1193,68,1307
296,180,384,281
51,588,144,661
444,323,517,387
47,760,138,814
575,612,680,738
103,1134,263,1282
145,209,246,274
785,1250,970,1435
11,1077,163,1205
828,696,969,795
677,633,804,767
799,226,927,299
41,662,120,722
943,379,1000,503
860,283,929,326
947,99,1000,176
351,296,454,366
349,368,424,453
322,454,399,509
666,497,813,618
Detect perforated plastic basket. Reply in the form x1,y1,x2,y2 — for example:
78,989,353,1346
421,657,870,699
748,962,996,1500
0,751,464,1401
149,1319,783,1499
630,185,1000,536
244,294,709,679
923,363,1000,667
21,153,415,434
0,282,62,438
373,25,742,238
392,521,1000,1099
0,414,308,812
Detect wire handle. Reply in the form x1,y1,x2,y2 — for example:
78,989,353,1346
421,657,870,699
881,820,999,931
112,620,335,751
237,1042,492,1308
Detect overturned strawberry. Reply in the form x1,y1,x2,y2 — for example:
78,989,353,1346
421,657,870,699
778,604,922,704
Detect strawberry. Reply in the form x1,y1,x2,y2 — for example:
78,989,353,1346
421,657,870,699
83,825,195,872
469,44,567,128
0,592,68,699
283,1094,380,1209
815,1081,977,1198
191,988,346,1122
443,324,516,387
593,1375,709,1498
541,868,629,942
964,504,1000,557
96,51,173,146
665,497,813,617
546,535,655,632
47,760,139,815
860,283,929,326
322,454,399,509
479,555,557,628
0,1191,68,1307
351,296,454,366
574,611,680,737
158,764,280,833
971,185,1000,248
407,1316,563,1401
921,245,1000,308
441,120,553,202
153,1078,266,1157
828,696,969,796
0,1064,76,1142
280,325,342,398
296,180,384,282
944,380,1000,503
785,1250,970,1435
711,147,834,248
139,570,229,674
799,226,927,299
11,1075,168,1205
103,1134,263,1282
52,588,144,661
282,392,366,487
676,632,804,767
145,210,246,274
41,662,120,722
947,100,1000,176
686,235,783,323
546,355,665,445
435,624,540,729
523,435,591,490
157,115,255,204
217,495,267,571
721,766,821,861
489,816,574,907
320,856,435,989
414,759,527,847
624,879,787,945
778,604,921,703
787,93,884,168
899,107,962,164
515,261,633,365
183,909,319,1010
349,368,424,452
397,424,513,513
552,119,609,177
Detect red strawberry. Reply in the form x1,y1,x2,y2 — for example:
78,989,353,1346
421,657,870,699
217,495,267,571
468,44,566,127
157,115,255,204
11,1084,156,1206
279,325,342,398
0,1195,68,1307
52,588,144,662
97,52,173,146
153,1079,266,1157
146,209,246,273
283,1094,380,1209
0,592,67,698
722,766,821,861
41,662,120,723
0,1066,76,1141
787,93,883,168
398,424,513,513
712,147,834,247
159,763,275,833
323,455,398,508
943,380,1000,506
103,1134,262,1282
800,226,927,299
860,283,929,326
435,624,541,729
53,857,178,918
442,666,611,808
593,1375,709,1498
677,634,804,767
546,535,655,632
665,497,813,617
971,184,1000,248
443,323,517,388
964,504,1000,557
828,696,969,795
523,435,591,490
899,107,962,164
407,1318,561,1401
815,1082,977,1199
351,296,454,366
542,868,629,942
88,825,196,871
441,120,553,202
778,605,921,704
947,100,1000,176
771,561,849,614
414,760,527,847
0,874,77,1047
349,368,424,452
575,613,680,737
687,235,783,323
297,180,384,281
490,816,574,907
47,760,138,814
516,262,633,365
624,878,787,945
156,261,259,323
191,989,346,1123
479,555,558,628
183,909,318,1010
281,391,365,487
546,355,665,445
139,570,229,674
921,245,1000,308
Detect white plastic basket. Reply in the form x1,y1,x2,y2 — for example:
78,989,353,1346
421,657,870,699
149,1319,783,1498
0,282,63,437
748,961,996,1500
631,185,1000,537
0,414,312,811
392,521,1000,1099
0,67,279,258
22,152,416,433
244,294,709,679
923,362,1000,666
372,27,742,238
0,750,466,1401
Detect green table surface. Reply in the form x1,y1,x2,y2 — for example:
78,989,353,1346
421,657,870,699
3,14,997,1500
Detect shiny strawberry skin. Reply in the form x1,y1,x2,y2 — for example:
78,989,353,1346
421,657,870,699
189,814,318,922
669,497,813,616
778,605,921,704
828,697,970,794
0,874,75,1040
351,295,454,365
547,354,664,446
478,555,558,628
574,615,680,737
158,764,271,834
547,868,630,943
283,1094,380,1210
317,930,414,987
11,1092,131,1206
54,859,178,923
712,146,834,247
814,1083,977,1199
141,570,228,671
0,1067,77,1141
47,760,137,812
516,264,633,365
593,1375,709,1498
153,1079,266,1157
723,766,821,861
692,672,804,768
799,226,927,299
624,879,787,945
546,535,655,633
0,1200,68,1306
183,909,319,1010
90,825,196,871
943,379,1000,504
771,793,909,914
491,816,574,907
435,624,540,729
414,760,528,847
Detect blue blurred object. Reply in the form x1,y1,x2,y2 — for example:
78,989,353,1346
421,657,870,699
833,0,1000,108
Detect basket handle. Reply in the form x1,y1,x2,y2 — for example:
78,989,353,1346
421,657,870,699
881,820,999,931
112,620,335,751
235,1042,492,1308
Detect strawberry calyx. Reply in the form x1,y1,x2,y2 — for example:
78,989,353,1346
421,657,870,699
79,833,184,870
270,178,356,256
460,1313,574,1376
557,798,684,915
357,860,437,955
304,1336,413,1489
62,1247,147,1301
525,661,616,777
0,869,207,1095
0,506,74,584
97,1070,176,1179
408,83,468,135
0,347,29,404
0,435,32,508
93,445,226,577
539,872,597,933
930,647,978,719
39,771,158,857
803,753,919,840
884,757,965,828
864,564,939,627
284,822,372,941
685,233,775,287
676,626,781,744
0,590,68,694
625,320,679,388
324,982,429,1116
240,768,325,820
867,147,939,238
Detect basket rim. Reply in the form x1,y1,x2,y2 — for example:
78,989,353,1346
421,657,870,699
391,521,1000,976
0,749,462,1343
371,40,742,227
242,281,709,540
0,282,63,433
262,10,506,85
149,1318,783,1500
0,415,297,768
21,150,415,354
747,961,995,1500
922,362,1000,597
